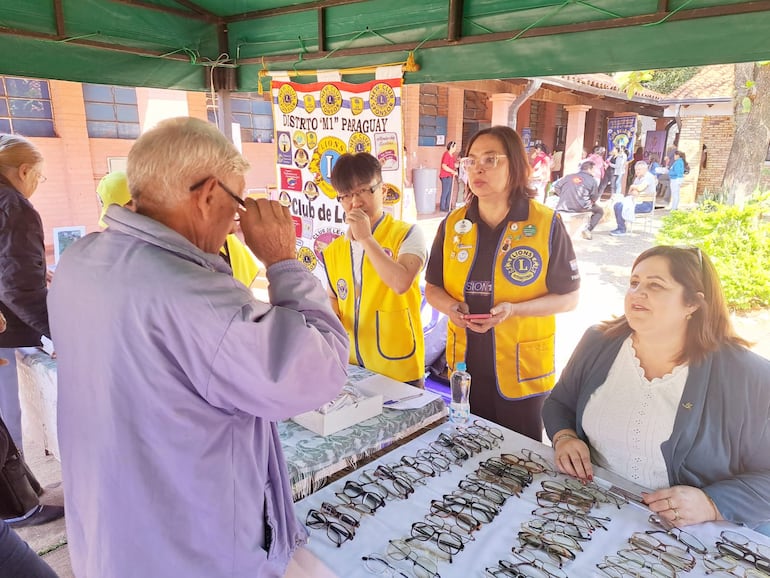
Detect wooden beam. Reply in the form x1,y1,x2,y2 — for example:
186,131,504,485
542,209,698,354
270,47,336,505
441,79,521,94
107,0,214,22
169,0,217,18
53,0,65,38
226,0,368,22
244,1,770,65
0,25,191,61
318,7,326,53
448,0,464,42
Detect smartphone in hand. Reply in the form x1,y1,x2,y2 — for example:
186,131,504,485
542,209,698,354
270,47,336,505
463,313,492,320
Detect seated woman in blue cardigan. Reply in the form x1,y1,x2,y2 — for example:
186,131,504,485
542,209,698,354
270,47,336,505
543,246,770,535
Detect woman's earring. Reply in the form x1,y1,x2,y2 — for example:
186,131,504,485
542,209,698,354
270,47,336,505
686,313,693,320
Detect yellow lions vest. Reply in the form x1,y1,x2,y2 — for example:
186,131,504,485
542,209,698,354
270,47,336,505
222,234,260,287
324,214,424,382
443,202,556,399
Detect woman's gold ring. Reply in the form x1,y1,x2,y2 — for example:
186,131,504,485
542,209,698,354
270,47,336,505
672,508,680,521
667,498,673,510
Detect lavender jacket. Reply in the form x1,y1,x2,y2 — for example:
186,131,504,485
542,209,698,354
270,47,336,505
48,206,349,578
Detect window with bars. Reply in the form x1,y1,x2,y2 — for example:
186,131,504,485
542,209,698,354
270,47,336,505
207,94,274,143
83,83,140,139
0,77,56,137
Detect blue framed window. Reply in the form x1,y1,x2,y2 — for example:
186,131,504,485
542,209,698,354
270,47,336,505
83,83,140,139
207,93,273,143
0,77,56,137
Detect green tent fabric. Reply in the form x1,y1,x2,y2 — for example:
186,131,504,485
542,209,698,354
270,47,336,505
0,0,769,91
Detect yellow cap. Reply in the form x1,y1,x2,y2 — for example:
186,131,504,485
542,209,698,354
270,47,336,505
96,171,131,227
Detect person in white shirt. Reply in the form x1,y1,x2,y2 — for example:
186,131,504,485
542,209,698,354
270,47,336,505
610,161,657,236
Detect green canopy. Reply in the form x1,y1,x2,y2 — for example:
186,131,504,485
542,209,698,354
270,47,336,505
1,0,769,91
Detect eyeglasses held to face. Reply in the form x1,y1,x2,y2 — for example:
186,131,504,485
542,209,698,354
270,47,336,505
336,181,381,203
459,154,507,171
190,177,246,209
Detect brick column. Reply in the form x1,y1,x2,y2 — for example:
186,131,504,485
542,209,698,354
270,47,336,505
564,105,591,175
677,116,704,205
489,93,517,127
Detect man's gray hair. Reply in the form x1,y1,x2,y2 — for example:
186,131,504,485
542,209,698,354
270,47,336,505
127,117,250,207
635,161,648,169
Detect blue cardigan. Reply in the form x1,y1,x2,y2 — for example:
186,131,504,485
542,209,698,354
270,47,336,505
543,326,770,530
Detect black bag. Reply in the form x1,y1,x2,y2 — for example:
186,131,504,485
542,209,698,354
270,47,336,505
0,416,41,518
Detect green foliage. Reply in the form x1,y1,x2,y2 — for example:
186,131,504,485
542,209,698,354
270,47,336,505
642,67,701,94
656,197,770,311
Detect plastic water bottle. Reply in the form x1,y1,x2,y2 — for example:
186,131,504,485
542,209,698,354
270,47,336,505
449,362,471,425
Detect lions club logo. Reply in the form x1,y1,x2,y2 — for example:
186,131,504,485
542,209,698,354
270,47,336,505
369,82,396,117
278,84,298,114
336,279,348,300
348,132,371,154
297,246,317,271
320,84,343,116
502,246,542,286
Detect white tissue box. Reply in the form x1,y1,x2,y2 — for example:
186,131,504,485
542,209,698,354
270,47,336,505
291,394,383,436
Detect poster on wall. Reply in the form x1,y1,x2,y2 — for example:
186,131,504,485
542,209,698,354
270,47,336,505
607,116,637,158
643,130,666,165
272,78,404,281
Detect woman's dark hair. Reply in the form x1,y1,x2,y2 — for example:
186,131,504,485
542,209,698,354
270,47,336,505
600,246,749,364
446,141,456,151
330,152,381,195
465,126,532,203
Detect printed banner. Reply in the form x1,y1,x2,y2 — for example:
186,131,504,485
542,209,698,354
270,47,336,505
607,115,637,158
643,130,666,165
272,78,404,280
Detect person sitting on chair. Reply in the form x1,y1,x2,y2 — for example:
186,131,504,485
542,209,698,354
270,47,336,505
610,161,657,236
552,160,603,240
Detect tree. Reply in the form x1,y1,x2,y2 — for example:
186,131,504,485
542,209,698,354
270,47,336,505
721,62,770,207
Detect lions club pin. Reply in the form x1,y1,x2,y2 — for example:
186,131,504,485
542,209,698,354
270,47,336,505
455,219,472,234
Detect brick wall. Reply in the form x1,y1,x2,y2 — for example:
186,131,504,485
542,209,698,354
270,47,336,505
676,116,704,205
696,116,734,197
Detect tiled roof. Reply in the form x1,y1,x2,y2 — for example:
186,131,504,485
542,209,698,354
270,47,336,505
559,73,663,100
666,64,735,100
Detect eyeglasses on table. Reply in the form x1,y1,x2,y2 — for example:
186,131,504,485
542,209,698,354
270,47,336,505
647,514,706,554
305,509,355,548
362,553,410,577
516,529,580,566
522,518,593,542
628,532,696,572
486,550,568,578
386,539,441,578
501,451,558,477
407,521,464,563
535,489,595,513
531,505,610,532
716,530,770,574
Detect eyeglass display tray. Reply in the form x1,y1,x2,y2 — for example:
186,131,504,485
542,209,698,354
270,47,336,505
292,393,383,436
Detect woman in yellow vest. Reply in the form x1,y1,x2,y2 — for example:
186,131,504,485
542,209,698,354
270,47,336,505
425,126,580,441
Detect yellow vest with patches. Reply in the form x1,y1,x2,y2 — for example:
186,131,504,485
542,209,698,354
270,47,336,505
324,214,424,382
443,202,557,399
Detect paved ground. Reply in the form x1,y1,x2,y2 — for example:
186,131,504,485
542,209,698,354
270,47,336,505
16,201,770,576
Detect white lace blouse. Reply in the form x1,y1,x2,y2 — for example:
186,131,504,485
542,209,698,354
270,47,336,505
582,336,689,490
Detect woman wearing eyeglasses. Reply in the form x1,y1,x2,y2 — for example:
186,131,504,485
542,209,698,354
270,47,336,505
0,134,50,450
543,246,770,535
425,126,580,441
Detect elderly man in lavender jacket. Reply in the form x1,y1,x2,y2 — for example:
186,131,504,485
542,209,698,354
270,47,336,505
47,117,348,578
